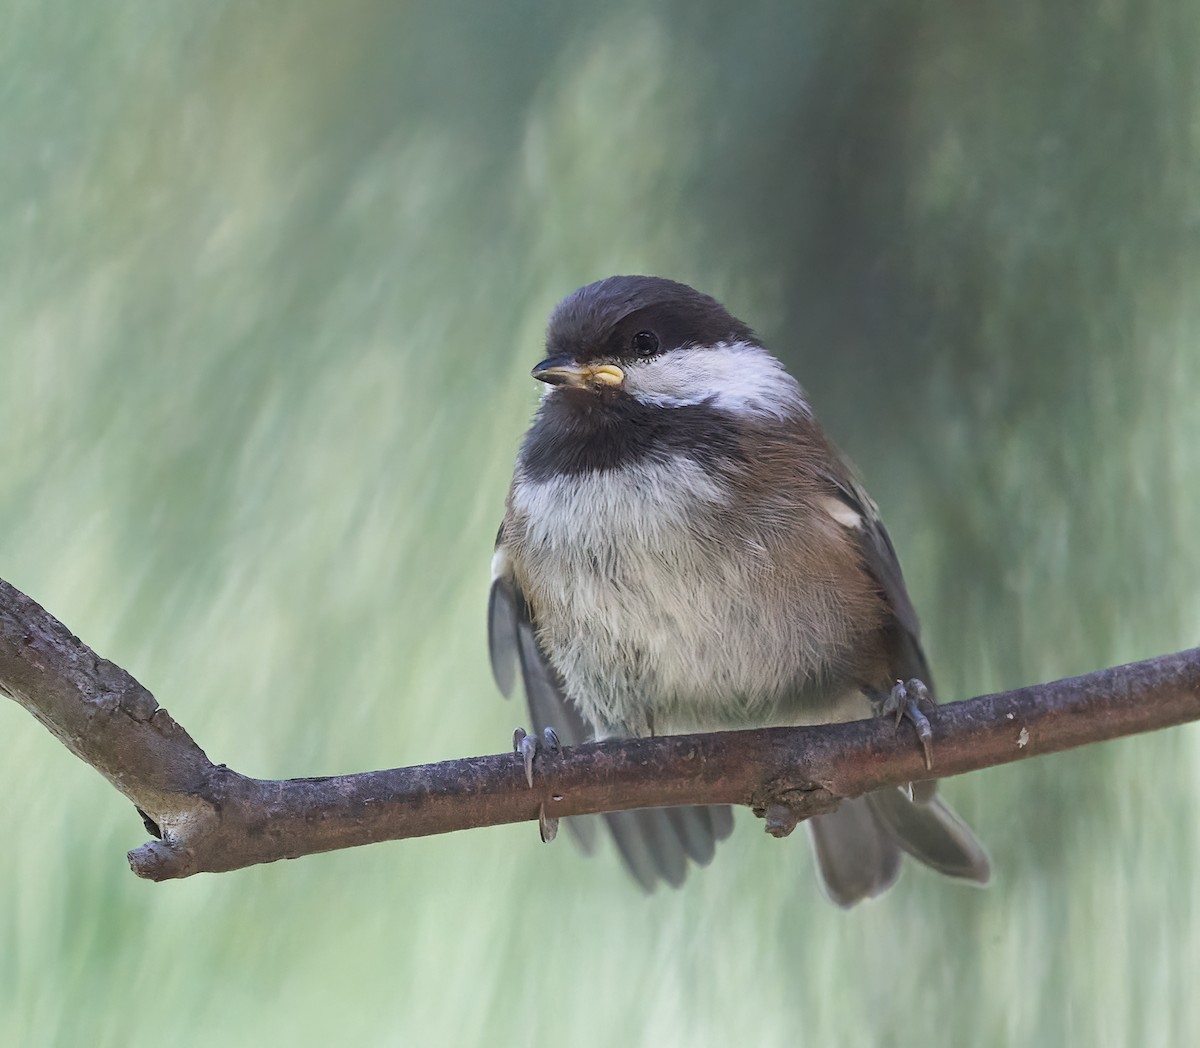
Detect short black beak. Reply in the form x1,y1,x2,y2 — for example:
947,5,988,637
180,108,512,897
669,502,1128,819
531,357,625,389
531,356,585,386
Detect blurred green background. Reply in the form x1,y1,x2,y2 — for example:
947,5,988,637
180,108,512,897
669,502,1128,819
3,2,1199,1045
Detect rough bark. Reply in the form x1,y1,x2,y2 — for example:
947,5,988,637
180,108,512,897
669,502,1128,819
3,576,1198,881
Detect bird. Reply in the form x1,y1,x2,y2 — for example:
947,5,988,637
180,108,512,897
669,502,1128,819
487,275,989,906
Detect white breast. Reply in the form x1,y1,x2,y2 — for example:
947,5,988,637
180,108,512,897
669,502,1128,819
508,456,866,737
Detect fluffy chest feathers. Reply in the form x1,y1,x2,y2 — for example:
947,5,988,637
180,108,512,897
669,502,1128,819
504,452,879,736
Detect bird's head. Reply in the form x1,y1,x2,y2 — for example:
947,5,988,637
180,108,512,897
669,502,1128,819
530,276,806,422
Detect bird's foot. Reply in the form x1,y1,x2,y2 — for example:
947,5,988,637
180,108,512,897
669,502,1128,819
513,726,561,786
512,726,561,843
880,678,935,771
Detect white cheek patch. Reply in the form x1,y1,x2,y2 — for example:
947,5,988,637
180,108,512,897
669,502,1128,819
622,342,809,420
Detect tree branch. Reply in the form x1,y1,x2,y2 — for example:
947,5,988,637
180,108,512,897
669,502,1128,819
3,575,1198,882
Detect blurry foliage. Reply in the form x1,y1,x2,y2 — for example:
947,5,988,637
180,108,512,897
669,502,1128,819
1,1,1198,1046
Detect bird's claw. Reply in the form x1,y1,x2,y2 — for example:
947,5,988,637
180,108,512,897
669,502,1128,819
513,727,562,843
881,678,935,771
538,804,559,843
513,725,560,787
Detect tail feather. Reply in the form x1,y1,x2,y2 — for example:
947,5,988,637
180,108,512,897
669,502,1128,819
867,789,991,882
809,789,989,907
808,798,902,907
604,805,734,891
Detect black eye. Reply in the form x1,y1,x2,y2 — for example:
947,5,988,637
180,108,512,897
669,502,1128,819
631,330,660,357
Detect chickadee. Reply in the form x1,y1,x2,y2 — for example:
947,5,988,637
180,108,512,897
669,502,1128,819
488,276,989,905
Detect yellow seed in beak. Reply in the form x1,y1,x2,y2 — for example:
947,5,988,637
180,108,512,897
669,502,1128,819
589,364,625,386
